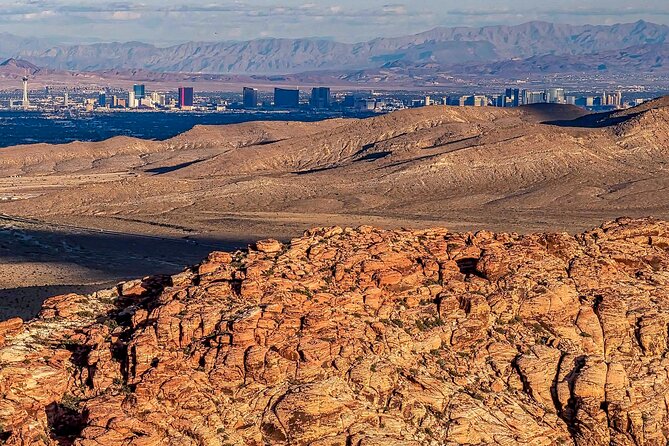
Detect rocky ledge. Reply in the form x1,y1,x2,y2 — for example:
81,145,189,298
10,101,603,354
2,218,669,445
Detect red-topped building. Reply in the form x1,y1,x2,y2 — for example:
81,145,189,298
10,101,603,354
178,87,194,110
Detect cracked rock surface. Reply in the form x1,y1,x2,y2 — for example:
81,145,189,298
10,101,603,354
2,217,669,445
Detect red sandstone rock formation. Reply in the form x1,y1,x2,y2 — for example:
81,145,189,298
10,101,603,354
2,218,669,445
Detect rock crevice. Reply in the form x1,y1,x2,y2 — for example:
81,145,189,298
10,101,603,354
1,218,669,445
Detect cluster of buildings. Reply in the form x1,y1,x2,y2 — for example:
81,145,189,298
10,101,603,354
438,88,633,111
241,86,332,109
99,85,195,110
494,88,624,109
239,86,407,112
13,79,347,112
8,76,651,114
238,85,643,113
9,77,199,111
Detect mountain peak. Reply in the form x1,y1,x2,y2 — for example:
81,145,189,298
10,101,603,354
0,58,40,74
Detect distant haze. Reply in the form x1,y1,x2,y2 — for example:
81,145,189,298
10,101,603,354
1,0,669,44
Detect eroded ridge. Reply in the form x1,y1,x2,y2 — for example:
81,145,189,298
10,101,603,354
2,218,669,445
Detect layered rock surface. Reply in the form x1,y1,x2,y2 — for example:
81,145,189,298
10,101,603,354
2,218,669,445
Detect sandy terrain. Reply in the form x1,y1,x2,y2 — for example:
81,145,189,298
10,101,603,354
2,100,669,317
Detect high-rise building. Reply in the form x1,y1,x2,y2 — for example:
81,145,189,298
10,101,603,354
546,88,566,104
150,91,166,106
178,87,194,110
128,91,136,108
356,98,376,111
464,95,487,107
133,84,146,100
614,90,623,108
64,92,69,107
504,88,520,107
523,90,546,105
98,92,106,107
22,76,29,109
243,87,259,108
139,97,154,108
310,87,331,109
343,95,355,108
274,88,300,108
601,90,623,108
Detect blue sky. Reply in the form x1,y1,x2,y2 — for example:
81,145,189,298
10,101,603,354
3,0,669,44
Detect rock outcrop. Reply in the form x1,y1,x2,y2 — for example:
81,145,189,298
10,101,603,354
3,218,669,445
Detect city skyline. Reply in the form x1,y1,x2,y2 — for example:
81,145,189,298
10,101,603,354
1,1,669,45
8,75,640,114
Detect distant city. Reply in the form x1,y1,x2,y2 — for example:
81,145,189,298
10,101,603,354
3,77,657,115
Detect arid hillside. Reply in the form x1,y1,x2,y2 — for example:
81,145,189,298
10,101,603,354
3,98,669,236
1,99,669,313
2,218,669,445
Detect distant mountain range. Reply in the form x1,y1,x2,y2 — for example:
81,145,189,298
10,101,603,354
0,33,57,59
449,43,669,76
6,20,669,75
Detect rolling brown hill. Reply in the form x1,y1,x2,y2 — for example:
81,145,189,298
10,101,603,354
2,97,667,237
1,99,669,314
2,218,669,445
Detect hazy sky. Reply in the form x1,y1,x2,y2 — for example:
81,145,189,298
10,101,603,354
3,0,669,44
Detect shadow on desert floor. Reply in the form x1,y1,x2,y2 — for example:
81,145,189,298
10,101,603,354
0,226,253,320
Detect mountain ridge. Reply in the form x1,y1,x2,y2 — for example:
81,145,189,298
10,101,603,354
10,20,669,74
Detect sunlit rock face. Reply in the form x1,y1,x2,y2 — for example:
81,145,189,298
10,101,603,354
3,218,669,446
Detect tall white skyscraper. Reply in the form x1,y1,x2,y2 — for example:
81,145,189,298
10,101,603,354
64,92,69,107
22,76,29,109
